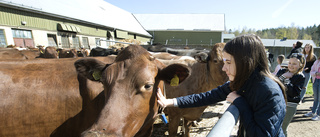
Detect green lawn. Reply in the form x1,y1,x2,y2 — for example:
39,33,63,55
306,80,314,95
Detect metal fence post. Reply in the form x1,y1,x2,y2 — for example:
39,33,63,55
206,104,239,137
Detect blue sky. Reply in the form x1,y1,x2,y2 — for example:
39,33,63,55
106,0,320,31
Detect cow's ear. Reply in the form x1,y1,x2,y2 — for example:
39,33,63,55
74,58,108,81
159,64,191,86
194,52,209,63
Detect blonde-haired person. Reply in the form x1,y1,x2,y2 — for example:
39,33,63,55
276,53,305,137
300,44,317,103
272,54,285,75
303,54,320,121
158,34,287,137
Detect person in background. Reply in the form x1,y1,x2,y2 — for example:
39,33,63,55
303,54,320,121
157,34,287,137
273,54,285,75
287,41,303,59
276,53,305,137
300,43,317,103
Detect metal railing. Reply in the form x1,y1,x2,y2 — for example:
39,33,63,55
207,104,239,137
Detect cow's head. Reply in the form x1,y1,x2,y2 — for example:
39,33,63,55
207,43,228,86
74,45,190,137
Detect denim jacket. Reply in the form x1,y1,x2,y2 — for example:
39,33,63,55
176,69,286,137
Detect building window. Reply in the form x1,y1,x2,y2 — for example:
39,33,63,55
12,29,32,39
47,34,57,47
61,35,70,48
72,36,80,49
11,29,34,48
82,37,89,49
0,29,7,47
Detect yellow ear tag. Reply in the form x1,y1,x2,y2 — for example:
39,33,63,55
92,70,101,81
170,74,179,86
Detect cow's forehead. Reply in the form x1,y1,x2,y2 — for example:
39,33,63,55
103,53,158,85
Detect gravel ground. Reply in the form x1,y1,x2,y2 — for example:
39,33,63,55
151,95,320,137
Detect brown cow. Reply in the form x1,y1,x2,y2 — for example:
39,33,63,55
162,43,228,137
0,48,27,60
77,48,90,57
20,49,41,59
0,45,190,137
0,57,114,137
37,46,59,58
75,45,190,137
57,48,78,58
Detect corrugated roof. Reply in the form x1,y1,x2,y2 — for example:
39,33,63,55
222,34,235,39
0,0,151,37
261,39,316,47
134,14,225,31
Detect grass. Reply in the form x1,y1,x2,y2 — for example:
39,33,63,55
306,80,314,95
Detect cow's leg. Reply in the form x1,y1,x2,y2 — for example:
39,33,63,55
168,114,180,137
182,119,192,137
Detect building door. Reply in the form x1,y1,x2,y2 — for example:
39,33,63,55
12,29,34,48
47,34,57,47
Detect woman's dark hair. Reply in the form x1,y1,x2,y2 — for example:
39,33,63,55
223,34,286,101
296,41,303,48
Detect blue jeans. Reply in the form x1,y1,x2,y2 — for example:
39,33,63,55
300,71,311,101
312,79,320,115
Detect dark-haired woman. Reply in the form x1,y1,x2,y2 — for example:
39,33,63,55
157,34,287,137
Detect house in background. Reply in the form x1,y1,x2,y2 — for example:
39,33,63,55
222,33,235,43
0,0,152,49
134,14,225,46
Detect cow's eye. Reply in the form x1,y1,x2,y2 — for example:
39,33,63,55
213,59,218,63
144,84,153,90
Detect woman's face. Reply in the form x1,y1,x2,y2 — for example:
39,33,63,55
222,52,236,81
304,45,311,53
288,57,301,73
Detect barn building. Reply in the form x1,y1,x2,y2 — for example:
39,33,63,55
134,14,226,46
0,0,152,49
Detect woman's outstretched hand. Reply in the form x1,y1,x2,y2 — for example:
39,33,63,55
157,88,174,108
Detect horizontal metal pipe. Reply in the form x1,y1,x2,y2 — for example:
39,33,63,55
207,104,239,137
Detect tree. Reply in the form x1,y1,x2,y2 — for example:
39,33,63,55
303,34,312,40
275,28,287,39
287,26,298,39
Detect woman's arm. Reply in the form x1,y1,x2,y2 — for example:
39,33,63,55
310,60,320,77
157,82,231,108
176,82,231,108
286,74,305,103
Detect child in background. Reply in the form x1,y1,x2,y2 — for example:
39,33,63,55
276,53,305,136
273,54,285,75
